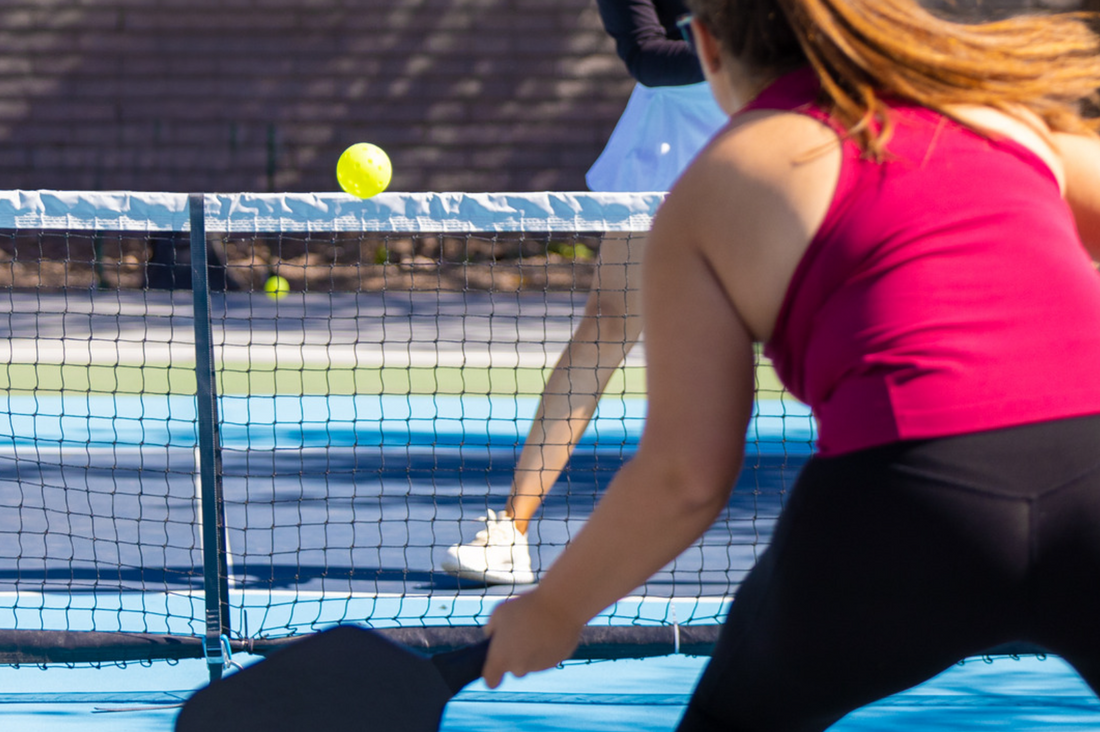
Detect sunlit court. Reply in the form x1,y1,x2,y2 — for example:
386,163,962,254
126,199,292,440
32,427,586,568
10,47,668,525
6,0,1100,725
0,190,1096,730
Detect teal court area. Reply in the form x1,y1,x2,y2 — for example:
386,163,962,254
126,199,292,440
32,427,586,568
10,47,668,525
1,389,1097,729
0,650,1098,730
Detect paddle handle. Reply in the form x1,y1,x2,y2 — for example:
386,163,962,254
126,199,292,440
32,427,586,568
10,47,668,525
430,638,491,695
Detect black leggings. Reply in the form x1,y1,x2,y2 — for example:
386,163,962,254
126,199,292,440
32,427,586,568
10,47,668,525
679,414,1100,732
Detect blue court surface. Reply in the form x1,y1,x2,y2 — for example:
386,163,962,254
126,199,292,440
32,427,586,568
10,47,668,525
0,651,1098,730
1,290,1098,729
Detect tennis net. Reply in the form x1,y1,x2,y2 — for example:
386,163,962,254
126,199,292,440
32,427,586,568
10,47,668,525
0,190,814,675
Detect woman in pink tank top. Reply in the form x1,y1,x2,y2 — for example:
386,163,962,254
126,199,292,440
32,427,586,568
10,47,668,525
484,1,1100,729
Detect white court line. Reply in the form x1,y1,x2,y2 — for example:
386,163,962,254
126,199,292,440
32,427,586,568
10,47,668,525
0,339,646,369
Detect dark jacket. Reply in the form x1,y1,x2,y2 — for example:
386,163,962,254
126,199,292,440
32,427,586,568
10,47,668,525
596,0,704,86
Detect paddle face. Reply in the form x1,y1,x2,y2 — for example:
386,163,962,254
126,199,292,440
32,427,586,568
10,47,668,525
175,626,488,732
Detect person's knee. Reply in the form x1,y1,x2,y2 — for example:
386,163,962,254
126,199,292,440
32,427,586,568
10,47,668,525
584,283,634,315
574,309,639,347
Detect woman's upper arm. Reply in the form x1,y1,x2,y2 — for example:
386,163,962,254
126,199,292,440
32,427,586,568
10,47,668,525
1055,131,1100,259
634,111,837,494
637,191,757,497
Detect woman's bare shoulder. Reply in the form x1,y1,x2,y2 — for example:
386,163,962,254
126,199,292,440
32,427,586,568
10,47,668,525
665,109,840,232
655,110,842,341
698,109,840,177
1052,129,1100,187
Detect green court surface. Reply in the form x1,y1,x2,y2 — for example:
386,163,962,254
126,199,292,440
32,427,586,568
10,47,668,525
0,360,788,398
0,363,644,397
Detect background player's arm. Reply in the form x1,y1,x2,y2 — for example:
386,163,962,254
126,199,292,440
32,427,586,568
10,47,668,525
595,0,704,86
1054,131,1100,260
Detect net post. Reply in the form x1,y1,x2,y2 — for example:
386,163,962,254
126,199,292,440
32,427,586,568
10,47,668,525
189,192,232,682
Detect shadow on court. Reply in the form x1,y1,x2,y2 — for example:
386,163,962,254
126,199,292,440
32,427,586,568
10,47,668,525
0,445,804,599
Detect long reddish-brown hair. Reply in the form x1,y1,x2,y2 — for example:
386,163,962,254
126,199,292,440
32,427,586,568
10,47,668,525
686,0,1100,158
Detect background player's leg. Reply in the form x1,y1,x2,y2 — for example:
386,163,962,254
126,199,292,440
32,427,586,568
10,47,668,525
442,233,645,585
504,232,645,534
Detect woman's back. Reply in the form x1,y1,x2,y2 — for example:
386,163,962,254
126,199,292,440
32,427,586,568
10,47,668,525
664,68,1100,454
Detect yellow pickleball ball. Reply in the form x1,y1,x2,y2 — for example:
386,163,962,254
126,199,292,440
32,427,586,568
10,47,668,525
336,142,392,198
264,275,290,300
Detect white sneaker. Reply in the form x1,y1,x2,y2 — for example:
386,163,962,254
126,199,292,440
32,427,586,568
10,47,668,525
441,510,536,585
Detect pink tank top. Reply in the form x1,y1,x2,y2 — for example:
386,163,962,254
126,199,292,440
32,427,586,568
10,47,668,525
745,68,1100,455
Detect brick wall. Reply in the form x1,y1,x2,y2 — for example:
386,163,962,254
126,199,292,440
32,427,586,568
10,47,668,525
0,0,1095,195
0,0,632,194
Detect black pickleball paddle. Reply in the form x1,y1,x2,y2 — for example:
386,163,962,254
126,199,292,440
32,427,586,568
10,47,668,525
174,625,490,732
